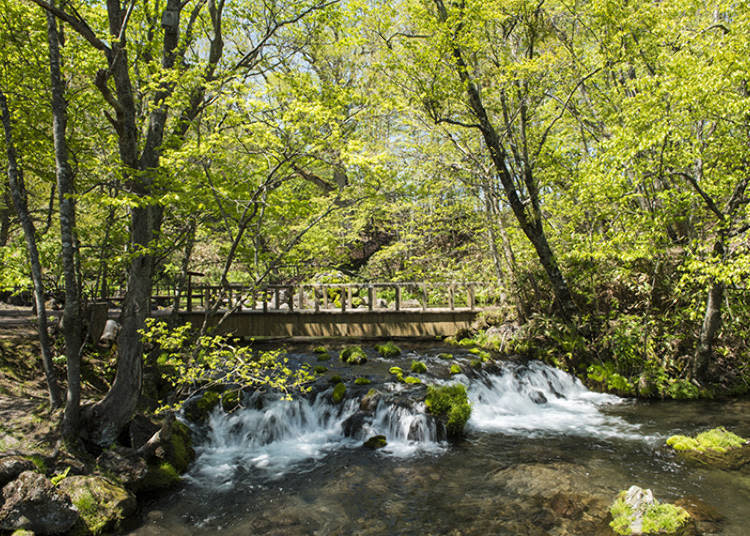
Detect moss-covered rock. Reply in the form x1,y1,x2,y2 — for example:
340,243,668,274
410,360,427,373
340,346,367,365
57,476,136,535
438,353,453,360
404,376,421,384
363,435,387,449
332,382,347,404
449,364,461,375
167,420,195,474
609,486,694,536
360,389,380,412
666,427,750,469
313,346,328,355
183,390,221,423
315,352,332,361
354,377,371,385
314,365,328,374
388,366,404,376
329,375,343,384
375,342,401,358
425,384,471,437
470,359,482,369
138,462,181,492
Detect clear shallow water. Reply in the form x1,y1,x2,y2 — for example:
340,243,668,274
125,345,750,536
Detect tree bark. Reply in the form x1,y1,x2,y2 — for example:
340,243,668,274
691,239,725,381
0,90,63,409
0,191,10,246
46,4,83,443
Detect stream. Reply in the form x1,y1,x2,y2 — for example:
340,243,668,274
125,344,750,535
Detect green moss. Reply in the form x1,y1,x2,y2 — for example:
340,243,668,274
340,345,367,365
354,377,371,385
470,359,482,369
316,352,332,361
449,364,461,375
609,491,690,535
438,353,453,360
444,336,458,346
404,376,421,384
140,462,181,491
363,435,387,449
667,427,747,453
329,375,343,384
169,420,194,473
59,476,135,535
458,338,476,347
314,365,328,374
410,360,427,373
313,346,328,354
197,390,220,412
332,382,347,404
425,384,471,437
388,366,404,376
25,454,47,474
375,341,401,358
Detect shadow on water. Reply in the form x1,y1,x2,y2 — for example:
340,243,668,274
124,344,750,536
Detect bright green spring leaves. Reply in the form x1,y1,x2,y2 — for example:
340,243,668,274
140,320,314,412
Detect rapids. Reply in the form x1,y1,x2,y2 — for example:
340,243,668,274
125,344,750,535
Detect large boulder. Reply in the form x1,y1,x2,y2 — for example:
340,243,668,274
0,471,79,535
57,475,136,535
0,457,36,488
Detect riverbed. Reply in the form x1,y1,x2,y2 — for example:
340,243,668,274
124,343,750,535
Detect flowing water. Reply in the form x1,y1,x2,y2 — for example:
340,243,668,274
126,344,750,535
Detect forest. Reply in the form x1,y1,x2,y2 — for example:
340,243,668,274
0,0,749,534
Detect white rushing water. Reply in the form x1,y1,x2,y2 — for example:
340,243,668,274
188,359,642,488
465,360,642,439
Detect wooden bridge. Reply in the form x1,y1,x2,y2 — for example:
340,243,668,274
107,281,501,338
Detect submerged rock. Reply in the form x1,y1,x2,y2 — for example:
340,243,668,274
375,342,401,358
609,485,695,536
57,475,136,535
0,471,79,535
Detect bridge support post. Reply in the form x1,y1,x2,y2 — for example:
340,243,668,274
314,286,320,312
395,285,401,311
368,285,374,311
468,284,475,311
449,284,455,311
298,285,304,310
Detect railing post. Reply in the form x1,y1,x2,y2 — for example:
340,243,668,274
347,286,353,310
287,286,294,312
186,276,192,312
421,283,427,311
298,285,305,310
314,286,320,312
368,285,374,311
468,283,475,311
323,286,329,309
395,285,401,311
251,289,256,310
273,288,280,310
341,285,346,312
263,288,268,313
449,283,455,311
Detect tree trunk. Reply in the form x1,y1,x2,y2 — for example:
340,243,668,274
0,90,63,409
691,239,725,381
46,5,83,442
0,192,10,246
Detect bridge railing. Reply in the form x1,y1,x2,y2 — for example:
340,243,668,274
106,281,500,313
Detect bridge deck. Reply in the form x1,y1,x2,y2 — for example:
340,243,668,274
168,307,483,338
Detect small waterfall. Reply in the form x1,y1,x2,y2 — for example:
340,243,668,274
188,359,641,488
466,360,641,438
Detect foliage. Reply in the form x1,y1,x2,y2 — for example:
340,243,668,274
140,320,314,411
425,384,471,437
